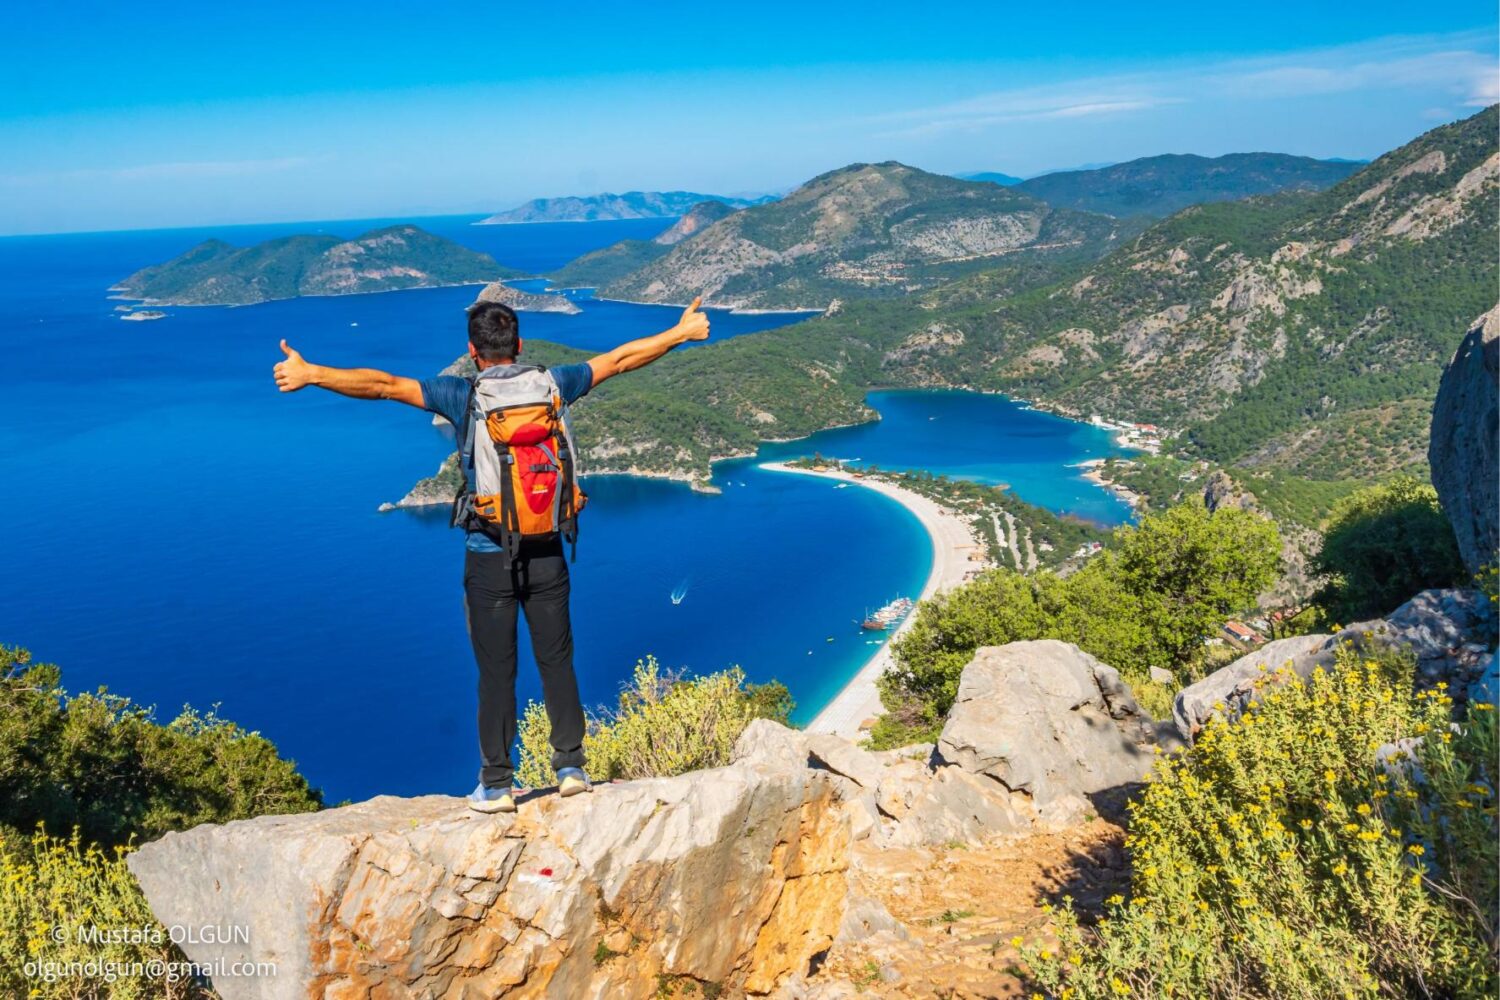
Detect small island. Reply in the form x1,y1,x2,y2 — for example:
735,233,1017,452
112,224,524,307
119,310,166,321
475,280,581,314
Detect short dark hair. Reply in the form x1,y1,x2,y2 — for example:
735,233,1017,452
468,301,520,361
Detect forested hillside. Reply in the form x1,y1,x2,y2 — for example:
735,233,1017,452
1012,152,1363,218
899,105,1497,485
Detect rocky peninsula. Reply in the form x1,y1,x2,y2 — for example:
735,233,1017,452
474,279,581,314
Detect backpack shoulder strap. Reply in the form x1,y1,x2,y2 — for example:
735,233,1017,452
457,375,479,473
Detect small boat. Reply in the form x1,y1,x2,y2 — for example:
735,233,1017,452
670,580,689,605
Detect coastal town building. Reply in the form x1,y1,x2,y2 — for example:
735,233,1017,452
1220,620,1265,649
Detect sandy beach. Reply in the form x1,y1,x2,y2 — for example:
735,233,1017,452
759,462,990,740
1075,457,1143,511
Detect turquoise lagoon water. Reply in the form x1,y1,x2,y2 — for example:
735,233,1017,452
0,216,1129,801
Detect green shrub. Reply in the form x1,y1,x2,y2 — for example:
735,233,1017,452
0,646,321,850
0,829,212,999
876,501,1280,740
1315,477,1465,620
1109,501,1281,670
1022,647,1497,998
516,658,793,786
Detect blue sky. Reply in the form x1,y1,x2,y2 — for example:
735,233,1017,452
2,1,1496,234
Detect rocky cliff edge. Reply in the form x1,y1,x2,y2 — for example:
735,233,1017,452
127,641,1161,999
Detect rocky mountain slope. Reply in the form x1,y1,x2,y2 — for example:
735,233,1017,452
114,224,519,306
1013,152,1364,218
548,199,740,289
478,190,769,224
598,161,1123,309
905,106,1498,483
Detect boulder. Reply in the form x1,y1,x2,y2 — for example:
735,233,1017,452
732,722,1032,848
1173,633,1329,739
936,640,1157,819
1470,651,1499,707
1429,304,1499,575
128,759,851,1000
1174,588,1498,739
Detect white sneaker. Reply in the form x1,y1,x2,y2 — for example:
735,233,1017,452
467,783,516,813
557,767,593,797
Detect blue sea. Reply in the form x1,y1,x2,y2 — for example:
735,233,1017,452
0,215,1131,802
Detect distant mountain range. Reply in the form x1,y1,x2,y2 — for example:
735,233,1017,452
580,163,1123,309
114,225,519,306
1010,153,1364,218
554,150,1374,310
477,191,775,225
956,171,1024,186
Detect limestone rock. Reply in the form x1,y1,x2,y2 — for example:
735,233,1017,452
1174,588,1498,739
883,766,1032,847
1429,305,1499,575
1173,633,1329,738
1201,470,1257,513
936,641,1157,818
733,722,1031,848
129,761,850,999
1470,651,1499,706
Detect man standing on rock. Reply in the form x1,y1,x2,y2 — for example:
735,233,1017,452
273,295,710,813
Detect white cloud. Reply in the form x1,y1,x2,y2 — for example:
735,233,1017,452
873,30,1497,140
1465,62,1500,106
874,88,1176,138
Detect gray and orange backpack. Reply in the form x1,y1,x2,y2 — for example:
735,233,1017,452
451,365,586,556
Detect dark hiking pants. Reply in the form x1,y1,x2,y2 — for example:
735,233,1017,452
463,542,586,788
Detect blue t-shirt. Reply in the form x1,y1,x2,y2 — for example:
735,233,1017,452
420,362,595,552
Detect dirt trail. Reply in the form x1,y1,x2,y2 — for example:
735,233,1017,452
818,820,1128,998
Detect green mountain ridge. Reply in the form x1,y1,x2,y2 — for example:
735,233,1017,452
1012,152,1365,218
115,224,521,306
597,161,1124,310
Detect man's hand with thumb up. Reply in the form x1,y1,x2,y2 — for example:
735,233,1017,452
273,339,316,392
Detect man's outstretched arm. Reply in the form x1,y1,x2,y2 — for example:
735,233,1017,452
587,297,709,388
273,339,425,407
